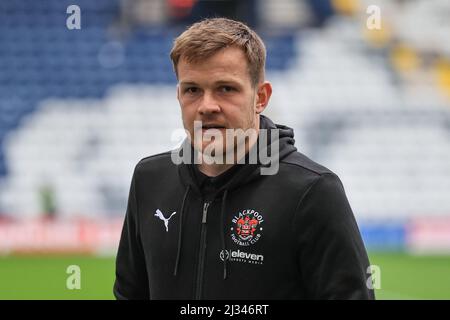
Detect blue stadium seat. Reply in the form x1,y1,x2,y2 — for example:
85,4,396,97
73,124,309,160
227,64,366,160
0,0,298,179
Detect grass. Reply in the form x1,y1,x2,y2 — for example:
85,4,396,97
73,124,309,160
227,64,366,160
0,255,115,300
369,252,450,300
0,252,449,299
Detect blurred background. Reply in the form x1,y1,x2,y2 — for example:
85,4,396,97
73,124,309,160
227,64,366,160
1,0,450,299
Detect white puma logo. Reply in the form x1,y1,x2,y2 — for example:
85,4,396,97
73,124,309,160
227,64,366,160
154,209,177,232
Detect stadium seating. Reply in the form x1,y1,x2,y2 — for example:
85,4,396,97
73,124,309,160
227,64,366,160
1,0,450,235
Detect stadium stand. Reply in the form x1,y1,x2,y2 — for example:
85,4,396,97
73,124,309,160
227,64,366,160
1,0,450,253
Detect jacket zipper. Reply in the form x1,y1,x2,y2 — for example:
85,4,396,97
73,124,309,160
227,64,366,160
195,201,210,300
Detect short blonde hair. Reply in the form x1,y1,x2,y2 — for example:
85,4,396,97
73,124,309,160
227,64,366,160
170,18,266,87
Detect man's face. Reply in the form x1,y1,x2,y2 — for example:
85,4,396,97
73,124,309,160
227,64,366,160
177,46,264,159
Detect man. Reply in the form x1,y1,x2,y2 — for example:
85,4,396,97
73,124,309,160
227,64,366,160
114,18,375,300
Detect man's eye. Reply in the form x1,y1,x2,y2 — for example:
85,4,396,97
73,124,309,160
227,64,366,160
220,86,235,93
185,87,198,94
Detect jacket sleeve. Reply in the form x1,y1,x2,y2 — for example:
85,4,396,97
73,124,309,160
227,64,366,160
113,166,150,300
293,173,375,300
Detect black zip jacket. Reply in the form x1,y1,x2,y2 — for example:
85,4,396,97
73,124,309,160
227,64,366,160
114,115,375,300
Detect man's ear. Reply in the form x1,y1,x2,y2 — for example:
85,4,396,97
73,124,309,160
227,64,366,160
176,84,180,101
256,81,272,114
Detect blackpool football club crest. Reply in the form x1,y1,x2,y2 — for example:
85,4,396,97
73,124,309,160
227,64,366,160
230,209,264,246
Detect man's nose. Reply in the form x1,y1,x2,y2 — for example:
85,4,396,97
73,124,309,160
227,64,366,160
198,92,221,115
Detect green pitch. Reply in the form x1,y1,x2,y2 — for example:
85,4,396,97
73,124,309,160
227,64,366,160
0,255,116,300
0,252,449,299
368,252,450,300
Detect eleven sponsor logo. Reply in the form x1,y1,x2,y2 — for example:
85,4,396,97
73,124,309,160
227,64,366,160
220,249,264,265
231,209,264,246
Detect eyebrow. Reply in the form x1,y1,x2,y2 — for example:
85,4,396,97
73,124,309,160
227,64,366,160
215,80,242,86
179,81,198,86
179,79,243,87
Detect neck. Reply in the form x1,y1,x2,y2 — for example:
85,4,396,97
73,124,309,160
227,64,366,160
197,130,259,177
198,162,234,177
